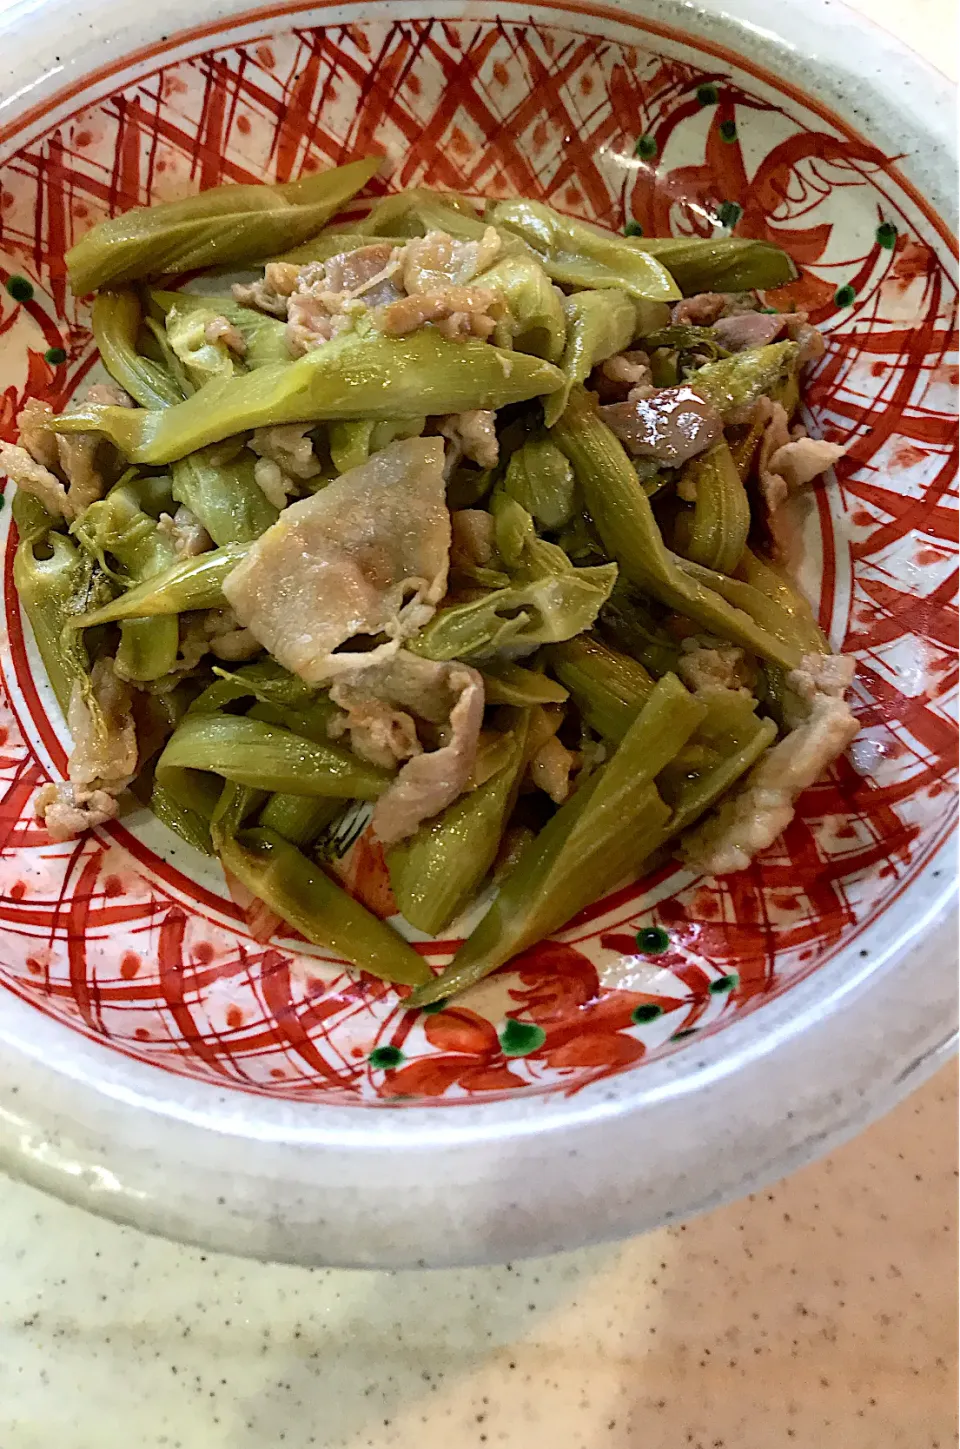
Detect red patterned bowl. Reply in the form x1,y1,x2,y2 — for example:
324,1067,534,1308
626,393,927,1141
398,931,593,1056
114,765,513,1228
0,0,955,1266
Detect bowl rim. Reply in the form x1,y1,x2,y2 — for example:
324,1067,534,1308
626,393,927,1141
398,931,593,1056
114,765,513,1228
0,0,955,1266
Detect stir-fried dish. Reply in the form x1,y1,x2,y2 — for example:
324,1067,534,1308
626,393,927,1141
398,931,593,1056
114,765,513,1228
2,157,856,1005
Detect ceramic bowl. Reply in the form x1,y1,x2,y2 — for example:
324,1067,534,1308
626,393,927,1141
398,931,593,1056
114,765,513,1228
0,0,955,1267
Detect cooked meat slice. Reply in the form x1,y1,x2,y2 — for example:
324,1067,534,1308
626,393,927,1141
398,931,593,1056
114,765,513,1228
678,642,754,697
0,441,72,518
233,263,300,317
157,504,212,559
328,685,423,771
438,410,499,469
450,509,496,570
376,285,502,340
323,243,403,306
249,423,322,480
18,398,59,469
205,315,247,355
56,382,135,516
681,650,857,875
671,293,727,327
66,658,138,794
285,291,363,356
400,228,501,292
529,734,578,804
767,435,847,491
85,382,134,408
222,437,450,684
35,782,120,841
355,652,485,847
252,457,293,510
600,384,723,466
712,311,788,352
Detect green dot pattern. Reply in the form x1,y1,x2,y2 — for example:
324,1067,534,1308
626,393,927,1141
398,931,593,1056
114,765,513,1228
719,119,738,143
44,345,67,365
635,134,657,160
671,1027,697,1042
369,1044,404,1069
499,1019,546,1057
5,275,33,302
697,83,719,106
834,284,856,307
709,973,739,994
876,221,897,250
631,1003,664,1024
624,220,644,237
636,925,670,955
716,200,742,230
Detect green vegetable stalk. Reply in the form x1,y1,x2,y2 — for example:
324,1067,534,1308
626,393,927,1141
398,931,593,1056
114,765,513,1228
631,235,798,295
545,288,644,427
500,435,576,531
551,389,802,669
407,672,705,1005
548,636,655,742
48,328,565,464
91,289,184,408
221,827,431,987
150,290,290,369
490,198,680,302
691,341,799,420
67,156,383,294
155,712,389,801
678,440,750,575
388,713,530,936
69,543,251,628
479,253,567,362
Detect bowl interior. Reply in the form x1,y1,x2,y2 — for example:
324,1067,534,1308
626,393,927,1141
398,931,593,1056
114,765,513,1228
0,5,955,1106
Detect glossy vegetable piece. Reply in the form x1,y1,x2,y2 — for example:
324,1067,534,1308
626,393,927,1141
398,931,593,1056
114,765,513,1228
11,493,111,715
327,416,426,473
66,156,382,293
545,288,642,427
411,532,617,661
150,290,289,368
69,543,250,628
501,435,576,531
388,714,530,936
188,659,320,716
271,231,409,265
480,660,568,707
210,781,268,851
407,672,705,1005
348,188,487,240
551,389,802,669
548,636,655,742
171,446,279,546
150,778,219,854
257,792,341,848
598,582,682,678
679,440,750,575
478,253,567,362
73,477,181,682
91,289,183,408
631,236,798,295
661,696,778,836
155,712,389,801
490,199,680,302
165,301,242,388
49,328,565,464
221,828,431,988
691,341,799,420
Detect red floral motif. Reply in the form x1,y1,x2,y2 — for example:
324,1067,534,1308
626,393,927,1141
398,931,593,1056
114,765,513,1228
381,1008,526,1097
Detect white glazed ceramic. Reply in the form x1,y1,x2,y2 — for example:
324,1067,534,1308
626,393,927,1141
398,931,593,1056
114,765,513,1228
0,0,955,1266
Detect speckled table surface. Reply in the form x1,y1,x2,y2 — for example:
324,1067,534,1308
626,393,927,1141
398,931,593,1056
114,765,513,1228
1,0,957,1444
0,1065,955,1448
